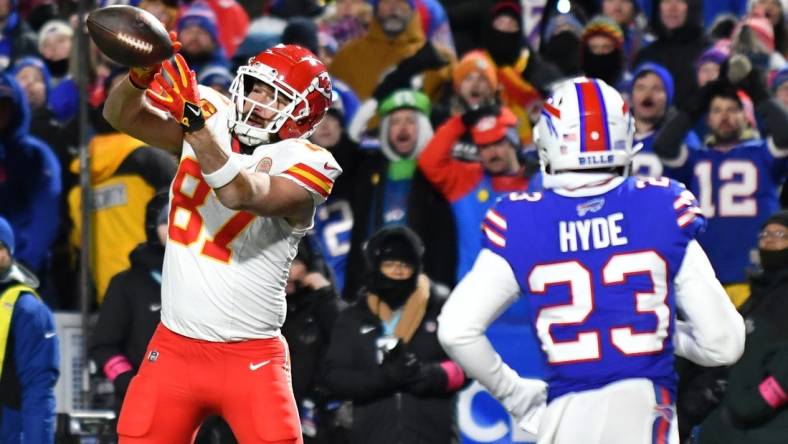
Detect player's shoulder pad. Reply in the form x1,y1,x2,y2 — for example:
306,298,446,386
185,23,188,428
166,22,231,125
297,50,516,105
633,176,705,235
274,139,342,176
271,139,342,202
197,85,231,121
480,193,534,252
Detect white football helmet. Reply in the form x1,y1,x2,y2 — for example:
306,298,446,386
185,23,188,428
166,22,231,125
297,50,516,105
534,77,635,174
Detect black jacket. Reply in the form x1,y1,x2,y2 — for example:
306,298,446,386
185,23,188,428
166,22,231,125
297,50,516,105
698,269,788,443
344,152,457,299
323,280,464,444
634,0,707,109
282,286,345,405
88,242,163,409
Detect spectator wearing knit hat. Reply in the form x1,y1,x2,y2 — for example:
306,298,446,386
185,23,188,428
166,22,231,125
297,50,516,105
580,15,627,88
419,106,531,281
176,2,229,74
697,40,731,86
13,56,78,192
197,63,233,96
601,0,648,68
37,19,71,80
771,66,788,107
343,89,438,298
480,0,560,145
282,17,320,54
540,12,584,78
0,214,59,444
731,15,787,75
629,62,702,177
433,50,500,159
634,0,708,109
749,0,788,57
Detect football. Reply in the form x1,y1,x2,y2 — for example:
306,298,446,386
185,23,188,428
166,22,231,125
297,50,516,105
87,5,173,67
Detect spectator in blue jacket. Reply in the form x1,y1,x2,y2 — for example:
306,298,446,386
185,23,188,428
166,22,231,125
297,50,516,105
0,0,38,70
0,216,59,444
0,72,61,276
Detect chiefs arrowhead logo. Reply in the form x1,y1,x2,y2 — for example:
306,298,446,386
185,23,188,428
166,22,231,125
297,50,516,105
311,72,332,99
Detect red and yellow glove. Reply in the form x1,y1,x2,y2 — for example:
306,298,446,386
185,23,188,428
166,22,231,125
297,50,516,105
145,53,205,132
128,31,182,89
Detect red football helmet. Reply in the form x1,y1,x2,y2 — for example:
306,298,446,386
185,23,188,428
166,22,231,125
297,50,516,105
228,44,332,145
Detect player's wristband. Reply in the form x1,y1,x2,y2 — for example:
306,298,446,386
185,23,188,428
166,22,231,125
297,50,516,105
203,157,241,189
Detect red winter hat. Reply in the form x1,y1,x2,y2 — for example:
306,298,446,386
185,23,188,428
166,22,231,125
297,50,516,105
471,107,518,146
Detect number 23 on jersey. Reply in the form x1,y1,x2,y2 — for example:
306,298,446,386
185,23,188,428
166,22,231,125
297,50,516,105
529,251,670,364
168,157,254,263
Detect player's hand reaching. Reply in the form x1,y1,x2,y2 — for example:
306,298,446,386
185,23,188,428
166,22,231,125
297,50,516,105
129,31,181,89
146,53,205,133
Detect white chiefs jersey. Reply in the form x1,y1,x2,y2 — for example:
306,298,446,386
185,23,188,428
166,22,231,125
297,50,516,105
160,86,342,341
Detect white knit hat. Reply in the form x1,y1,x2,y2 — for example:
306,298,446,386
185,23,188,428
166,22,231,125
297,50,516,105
38,19,73,52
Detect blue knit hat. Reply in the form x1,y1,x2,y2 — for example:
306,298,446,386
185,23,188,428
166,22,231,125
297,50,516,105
0,216,14,256
631,62,675,105
177,3,220,45
771,66,788,92
197,64,233,90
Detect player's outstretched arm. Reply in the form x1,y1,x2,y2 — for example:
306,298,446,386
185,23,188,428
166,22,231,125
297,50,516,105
438,249,547,434
183,129,314,224
673,240,745,367
103,73,185,152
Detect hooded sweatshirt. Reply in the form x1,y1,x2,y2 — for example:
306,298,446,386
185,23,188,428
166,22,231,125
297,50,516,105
67,134,175,303
0,72,61,273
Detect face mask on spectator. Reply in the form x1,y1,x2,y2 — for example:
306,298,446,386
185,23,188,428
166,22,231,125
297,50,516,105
543,32,581,75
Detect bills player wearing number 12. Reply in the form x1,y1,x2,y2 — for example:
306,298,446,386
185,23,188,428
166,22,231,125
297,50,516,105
103,43,340,443
438,78,745,444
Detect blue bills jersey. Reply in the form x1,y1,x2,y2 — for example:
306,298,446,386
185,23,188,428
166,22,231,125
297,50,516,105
312,198,353,292
632,130,701,178
481,177,705,401
665,139,788,283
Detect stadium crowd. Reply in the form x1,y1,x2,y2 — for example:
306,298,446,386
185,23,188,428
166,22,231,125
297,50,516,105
1,0,788,442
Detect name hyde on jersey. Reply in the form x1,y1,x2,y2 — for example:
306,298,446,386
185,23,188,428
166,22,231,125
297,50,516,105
559,212,628,252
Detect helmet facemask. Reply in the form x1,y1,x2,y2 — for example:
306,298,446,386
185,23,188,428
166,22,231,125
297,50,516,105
228,63,312,146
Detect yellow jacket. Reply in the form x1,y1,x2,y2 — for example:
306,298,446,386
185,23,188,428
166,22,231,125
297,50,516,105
68,133,175,304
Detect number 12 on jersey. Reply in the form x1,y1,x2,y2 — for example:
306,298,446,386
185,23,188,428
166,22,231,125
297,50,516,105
168,158,254,263
529,251,670,364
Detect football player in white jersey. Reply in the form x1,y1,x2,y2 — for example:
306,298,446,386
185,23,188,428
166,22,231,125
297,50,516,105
103,41,341,443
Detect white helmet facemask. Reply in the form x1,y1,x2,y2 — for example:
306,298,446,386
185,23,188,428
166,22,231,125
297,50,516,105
227,63,312,146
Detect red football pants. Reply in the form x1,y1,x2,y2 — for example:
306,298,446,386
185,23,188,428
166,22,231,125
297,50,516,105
117,324,302,443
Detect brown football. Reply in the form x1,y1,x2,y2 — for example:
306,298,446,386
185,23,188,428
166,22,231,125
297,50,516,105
87,5,173,67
